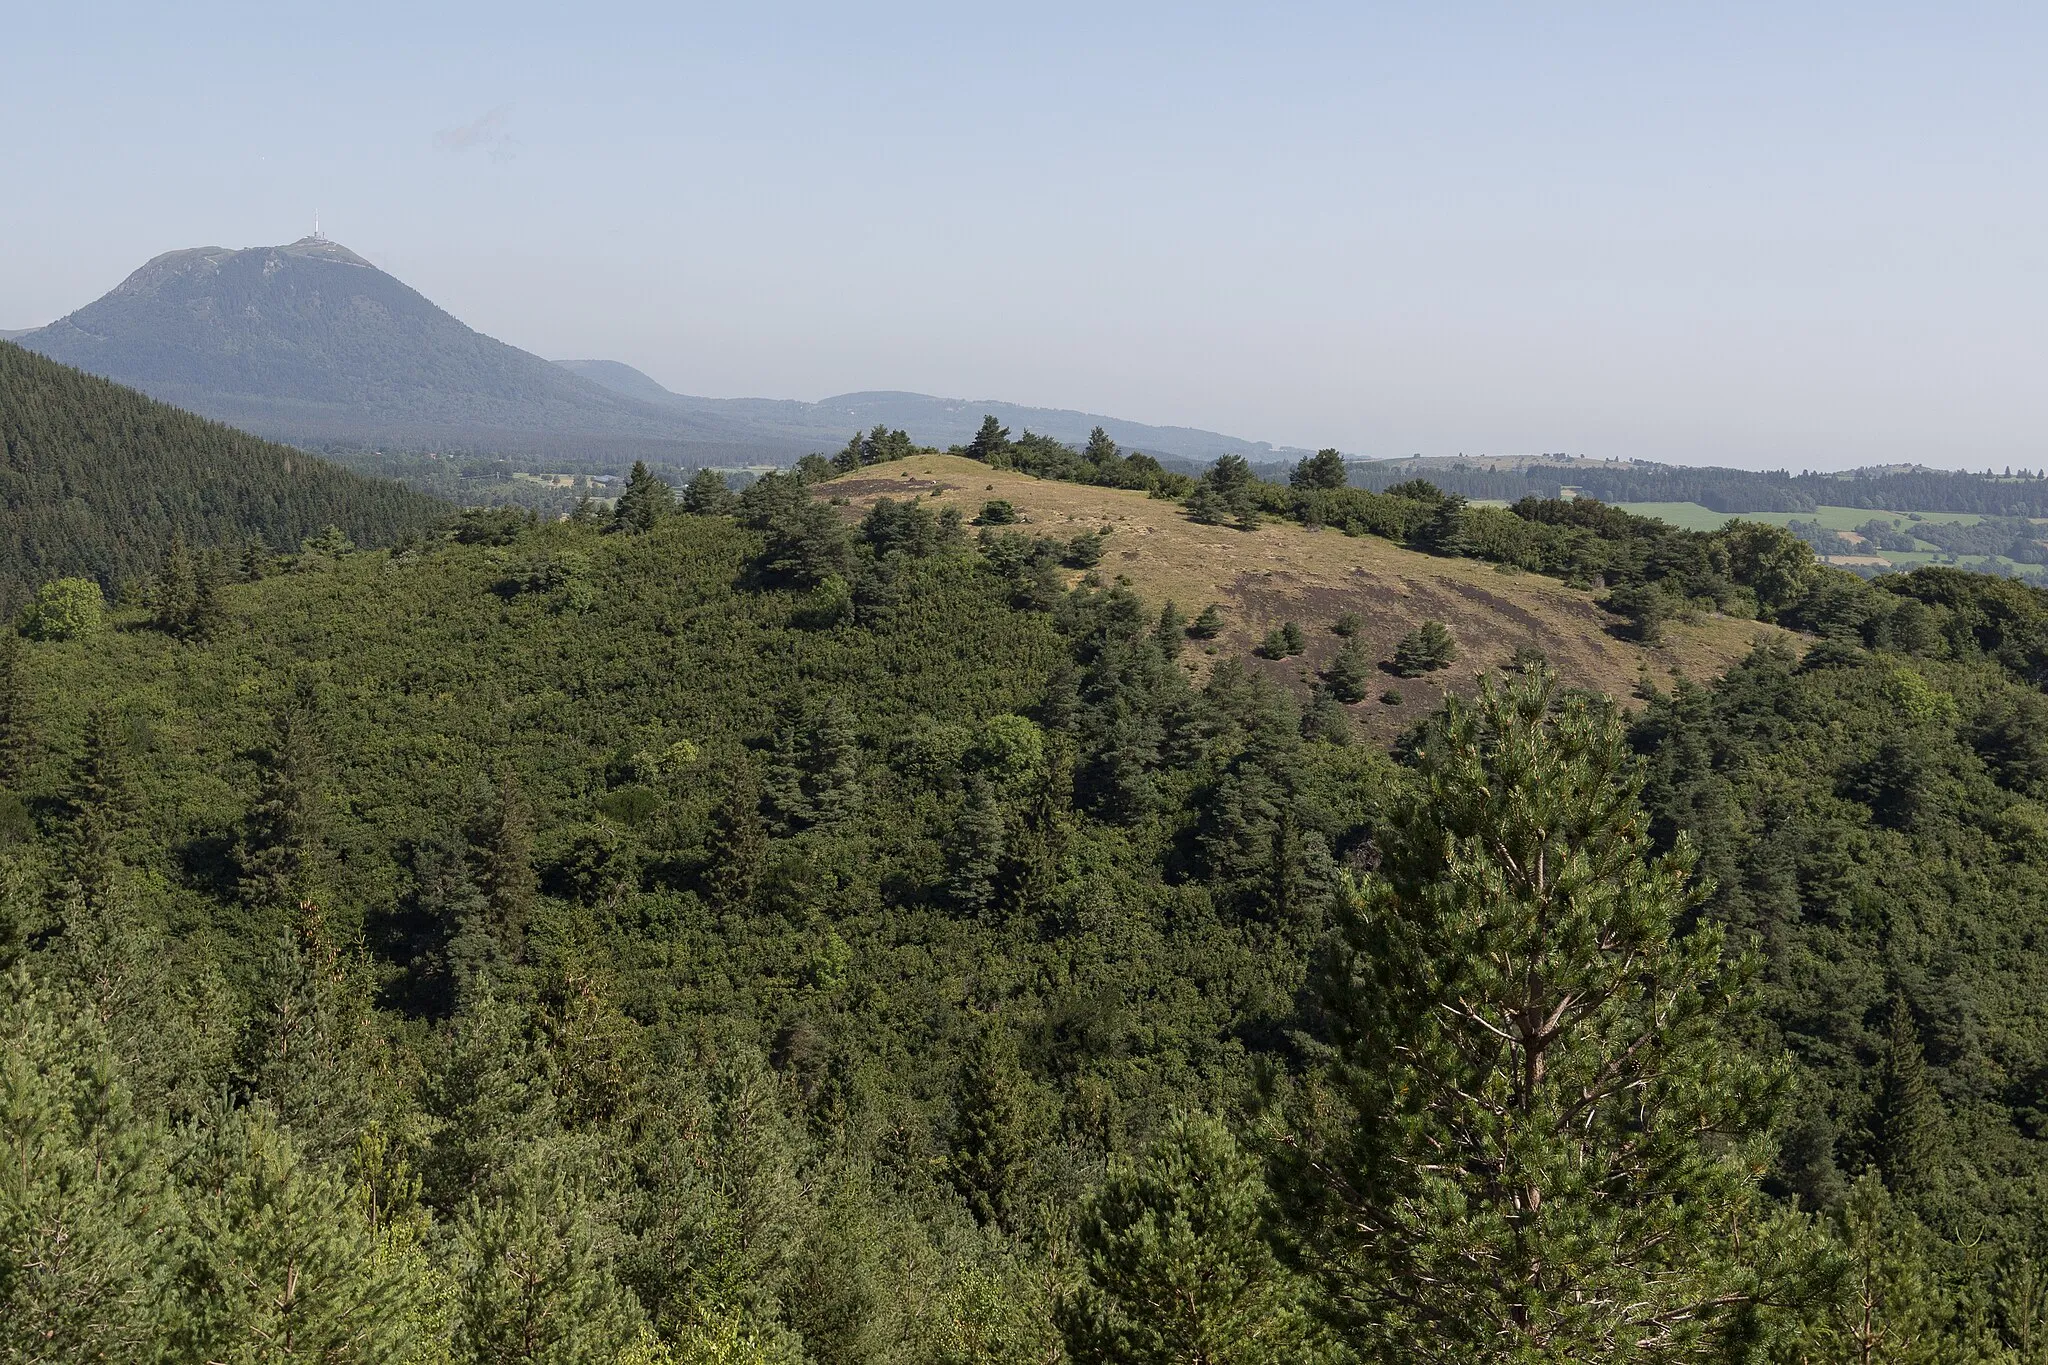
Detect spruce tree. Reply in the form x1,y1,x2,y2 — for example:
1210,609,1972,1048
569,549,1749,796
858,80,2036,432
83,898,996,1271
704,756,766,911
236,703,329,914
1188,604,1226,639
1063,1112,1330,1365
472,766,536,968
0,630,29,785
949,1016,1034,1234
1873,994,1947,1205
947,780,1007,915
1270,670,1781,1362
1153,600,1187,659
152,534,198,635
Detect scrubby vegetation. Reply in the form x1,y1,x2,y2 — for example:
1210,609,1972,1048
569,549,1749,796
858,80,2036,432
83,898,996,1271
7,431,2048,1361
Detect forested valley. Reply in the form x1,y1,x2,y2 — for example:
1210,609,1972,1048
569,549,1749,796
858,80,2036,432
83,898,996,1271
5,428,2048,1363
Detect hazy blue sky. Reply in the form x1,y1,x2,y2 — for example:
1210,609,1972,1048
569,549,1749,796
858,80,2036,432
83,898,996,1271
6,2,2045,469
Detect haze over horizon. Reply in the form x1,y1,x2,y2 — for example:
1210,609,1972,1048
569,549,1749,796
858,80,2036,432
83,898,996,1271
6,2,2046,473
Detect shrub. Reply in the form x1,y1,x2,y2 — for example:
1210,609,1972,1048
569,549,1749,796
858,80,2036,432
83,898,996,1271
977,500,1018,526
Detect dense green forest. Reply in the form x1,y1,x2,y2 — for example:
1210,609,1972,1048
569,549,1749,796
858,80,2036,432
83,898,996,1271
0,342,445,613
7,445,2048,1361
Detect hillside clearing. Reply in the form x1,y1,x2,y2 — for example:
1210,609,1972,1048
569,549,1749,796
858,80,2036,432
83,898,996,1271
822,455,1791,737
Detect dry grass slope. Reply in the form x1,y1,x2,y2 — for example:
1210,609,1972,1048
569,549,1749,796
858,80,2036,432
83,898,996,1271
822,455,1794,740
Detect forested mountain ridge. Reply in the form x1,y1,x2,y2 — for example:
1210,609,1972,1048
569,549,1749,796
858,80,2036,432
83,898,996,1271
0,340,443,613
5,446,2048,1358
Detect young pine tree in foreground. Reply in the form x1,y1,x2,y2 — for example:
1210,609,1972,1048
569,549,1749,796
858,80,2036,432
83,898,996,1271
1270,670,1782,1364
1063,1111,1333,1365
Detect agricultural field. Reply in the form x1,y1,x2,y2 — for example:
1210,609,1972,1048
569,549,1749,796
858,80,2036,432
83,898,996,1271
1615,501,2048,580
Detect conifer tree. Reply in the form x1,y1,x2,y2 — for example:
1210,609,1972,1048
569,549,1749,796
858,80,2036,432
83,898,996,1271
965,415,1012,464
236,702,329,913
234,905,387,1167
1391,620,1457,676
949,1016,1034,1234
1063,1112,1330,1365
1188,604,1226,639
473,766,536,968
1324,637,1372,703
169,1101,422,1364
704,756,766,912
1270,670,1781,1363
1153,600,1187,659
611,461,675,533
0,967,178,1359
240,534,273,580
454,1168,643,1365
1874,994,1947,1206
947,780,1007,916
804,705,863,829
151,534,198,636
0,630,28,786
832,432,865,473
684,467,735,514
1289,448,1349,492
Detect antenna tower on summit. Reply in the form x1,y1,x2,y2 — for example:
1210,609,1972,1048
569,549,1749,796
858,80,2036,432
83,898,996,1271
311,210,326,243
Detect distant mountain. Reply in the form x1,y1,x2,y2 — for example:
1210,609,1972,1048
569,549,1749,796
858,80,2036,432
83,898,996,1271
11,239,820,464
14,238,1305,469
0,342,444,612
557,357,1302,465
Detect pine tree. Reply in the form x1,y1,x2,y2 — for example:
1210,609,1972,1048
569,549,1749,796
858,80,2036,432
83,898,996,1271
1062,1112,1331,1365
1084,426,1121,468
704,757,767,911
949,1017,1034,1234
965,415,1012,464
169,1101,423,1364
454,1168,643,1364
1185,485,1230,526
1391,620,1457,676
1269,670,1781,1362
1873,994,1947,1205
0,966,179,1359
1324,637,1372,703
1289,448,1349,492
1188,604,1226,639
611,461,676,533
1332,610,1364,637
